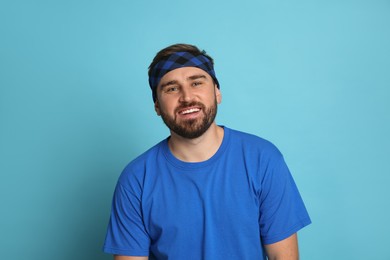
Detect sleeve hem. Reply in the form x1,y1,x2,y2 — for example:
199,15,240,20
103,246,149,256
262,217,312,245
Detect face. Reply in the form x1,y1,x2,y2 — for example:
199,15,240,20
154,67,222,139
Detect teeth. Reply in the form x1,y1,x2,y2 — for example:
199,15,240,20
181,108,200,114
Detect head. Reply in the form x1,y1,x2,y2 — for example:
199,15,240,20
148,43,219,102
148,43,221,139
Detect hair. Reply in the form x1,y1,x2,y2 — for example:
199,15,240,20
148,43,216,102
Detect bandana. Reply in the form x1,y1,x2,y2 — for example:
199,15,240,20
148,51,219,102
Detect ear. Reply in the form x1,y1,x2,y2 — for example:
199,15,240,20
154,100,161,116
215,85,222,104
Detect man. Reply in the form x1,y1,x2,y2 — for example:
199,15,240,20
103,44,311,259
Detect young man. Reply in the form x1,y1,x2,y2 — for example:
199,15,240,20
103,44,311,260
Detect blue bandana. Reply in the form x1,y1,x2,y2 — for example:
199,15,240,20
148,51,219,102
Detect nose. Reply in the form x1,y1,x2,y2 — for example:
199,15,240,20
178,86,194,103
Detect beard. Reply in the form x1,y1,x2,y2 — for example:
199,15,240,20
158,99,218,139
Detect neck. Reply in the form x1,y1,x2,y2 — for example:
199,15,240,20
168,123,224,162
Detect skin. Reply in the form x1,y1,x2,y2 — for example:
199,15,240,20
264,233,299,260
114,256,148,260
154,67,223,162
115,67,299,259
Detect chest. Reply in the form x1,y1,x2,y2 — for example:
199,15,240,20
141,162,260,242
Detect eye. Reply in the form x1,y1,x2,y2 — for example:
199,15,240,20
192,81,202,87
165,86,178,93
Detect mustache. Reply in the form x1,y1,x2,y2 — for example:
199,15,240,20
175,102,205,114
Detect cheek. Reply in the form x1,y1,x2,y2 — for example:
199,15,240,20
157,100,175,115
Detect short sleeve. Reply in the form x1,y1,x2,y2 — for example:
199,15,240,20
103,180,150,256
259,155,311,245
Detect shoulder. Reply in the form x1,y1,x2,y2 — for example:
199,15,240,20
226,127,282,159
117,139,167,187
223,127,291,194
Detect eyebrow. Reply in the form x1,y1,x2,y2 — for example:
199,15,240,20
159,74,208,90
187,74,207,81
160,80,178,90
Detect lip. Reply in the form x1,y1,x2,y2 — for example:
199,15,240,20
178,106,201,114
177,106,202,118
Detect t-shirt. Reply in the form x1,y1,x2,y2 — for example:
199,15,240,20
103,127,311,259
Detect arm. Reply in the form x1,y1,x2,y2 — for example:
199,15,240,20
264,233,299,260
114,256,148,260
104,181,150,257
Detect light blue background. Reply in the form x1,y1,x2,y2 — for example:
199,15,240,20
1,0,389,259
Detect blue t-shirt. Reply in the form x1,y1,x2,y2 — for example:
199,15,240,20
103,127,311,259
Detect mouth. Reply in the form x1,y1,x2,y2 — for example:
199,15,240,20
179,107,201,115
176,106,203,120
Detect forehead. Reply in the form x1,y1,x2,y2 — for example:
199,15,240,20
158,67,211,85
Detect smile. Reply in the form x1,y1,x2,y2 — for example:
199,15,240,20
179,107,201,115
